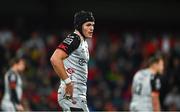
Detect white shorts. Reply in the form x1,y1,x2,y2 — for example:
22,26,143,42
1,100,16,112
58,86,89,112
130,102,153,112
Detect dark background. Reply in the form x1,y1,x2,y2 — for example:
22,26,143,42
1,0,180,31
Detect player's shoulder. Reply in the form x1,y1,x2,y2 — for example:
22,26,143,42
135,69,145,76
61,32,81,47
134,69,149,79
67,33,81,40
5,69,14,76
5,69,18,81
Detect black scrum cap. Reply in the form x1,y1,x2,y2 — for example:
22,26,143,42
74,10,95,31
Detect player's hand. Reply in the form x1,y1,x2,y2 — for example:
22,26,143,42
16,104,24,111
65,82,73,99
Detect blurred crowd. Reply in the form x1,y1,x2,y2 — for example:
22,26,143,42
0,28,180,111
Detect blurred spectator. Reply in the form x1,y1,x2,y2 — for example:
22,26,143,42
164,87,180,110
0,29,13,47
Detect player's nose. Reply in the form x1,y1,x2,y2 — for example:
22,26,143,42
90,26,94,31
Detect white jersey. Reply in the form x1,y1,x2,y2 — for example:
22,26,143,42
130,69,161,111
57,33,89,99
1,69,23,111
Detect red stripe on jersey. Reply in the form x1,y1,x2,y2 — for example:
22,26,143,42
58,44,68,52
9,82,16,89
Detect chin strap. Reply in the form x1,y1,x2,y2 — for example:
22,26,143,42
76,28,86,39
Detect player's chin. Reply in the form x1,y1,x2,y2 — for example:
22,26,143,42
158,71,163,75
88,32,93,38
87,35,93,38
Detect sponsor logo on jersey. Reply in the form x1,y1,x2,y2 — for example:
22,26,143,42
78,58,87,66
66,68,75,74
63,35,75,45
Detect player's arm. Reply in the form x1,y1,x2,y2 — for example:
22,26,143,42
50,48,74,98
50,34,80,98
151,76,161,111
151,91,160,111
8,74,24,111
50,48,69,81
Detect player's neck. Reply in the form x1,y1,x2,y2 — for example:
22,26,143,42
148,67,157,75
11,65,19,75
74,30,85,41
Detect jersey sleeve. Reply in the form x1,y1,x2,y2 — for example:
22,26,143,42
8,73,20,105
132,72,143,95
151,75,161,92
8,73,17,89
57,33,81,55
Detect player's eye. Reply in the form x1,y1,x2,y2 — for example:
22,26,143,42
86,23,91,26
86,23,94,27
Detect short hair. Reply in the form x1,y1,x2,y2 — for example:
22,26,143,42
147,53,164,67
9,56,26,66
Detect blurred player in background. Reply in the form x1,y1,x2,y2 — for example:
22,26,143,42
130,53,164,111
1,56,26,111
50,10,95,111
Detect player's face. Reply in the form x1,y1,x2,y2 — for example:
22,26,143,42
156,59,164,74
17,59,26,72
82,21,95,38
